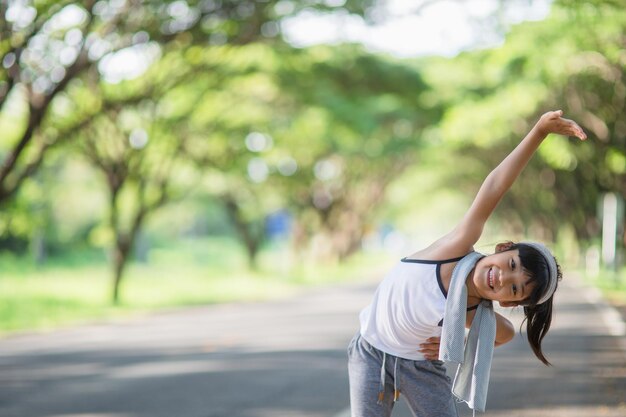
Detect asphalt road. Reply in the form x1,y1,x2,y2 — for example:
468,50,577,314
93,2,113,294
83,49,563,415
0,274,625,417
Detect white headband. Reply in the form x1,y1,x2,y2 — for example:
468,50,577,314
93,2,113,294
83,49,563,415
520,242,558,305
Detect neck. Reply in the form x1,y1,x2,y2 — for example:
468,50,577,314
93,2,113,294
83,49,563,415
465,268,483,303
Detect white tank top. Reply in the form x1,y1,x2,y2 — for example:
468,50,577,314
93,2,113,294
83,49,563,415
359,256,463,360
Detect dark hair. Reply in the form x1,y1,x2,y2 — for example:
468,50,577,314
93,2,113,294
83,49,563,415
508,243,562,366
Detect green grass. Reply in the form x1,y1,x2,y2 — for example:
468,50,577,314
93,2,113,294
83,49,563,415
0,237,392,336
584,269,626,307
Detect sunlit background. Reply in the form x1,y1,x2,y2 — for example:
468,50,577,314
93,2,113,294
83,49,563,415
0,0,624,333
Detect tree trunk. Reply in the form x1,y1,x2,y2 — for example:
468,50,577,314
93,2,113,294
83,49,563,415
31,229,47,266
110,210,147,304
223,196,263,271
245,239,260,270
111,239,130,305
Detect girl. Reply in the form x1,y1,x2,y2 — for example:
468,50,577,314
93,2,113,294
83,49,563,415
348,110,587,416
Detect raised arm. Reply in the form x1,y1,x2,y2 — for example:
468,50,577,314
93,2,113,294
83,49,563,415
441,110,586,253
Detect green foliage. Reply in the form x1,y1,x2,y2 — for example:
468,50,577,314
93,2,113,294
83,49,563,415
409,0,626,245
2,0,626,315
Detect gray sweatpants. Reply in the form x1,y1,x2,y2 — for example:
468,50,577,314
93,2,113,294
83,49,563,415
348,333,458,417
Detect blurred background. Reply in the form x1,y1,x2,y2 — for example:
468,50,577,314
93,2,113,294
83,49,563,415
1,0,625,333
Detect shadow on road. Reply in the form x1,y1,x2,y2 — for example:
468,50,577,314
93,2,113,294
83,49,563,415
0,344,353,417
1,278,625,417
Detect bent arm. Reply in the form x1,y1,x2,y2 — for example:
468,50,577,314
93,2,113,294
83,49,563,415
420,311,517,359
465,309,516,346
494,312,515,346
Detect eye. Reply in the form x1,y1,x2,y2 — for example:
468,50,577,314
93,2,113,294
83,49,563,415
511,259,516,270
512,284,518,296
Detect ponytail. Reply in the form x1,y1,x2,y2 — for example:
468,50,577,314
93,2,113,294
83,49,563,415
511,243,562,366
523,296,554,365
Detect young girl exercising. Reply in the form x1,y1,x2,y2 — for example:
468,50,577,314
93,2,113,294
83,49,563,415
348,110,587,416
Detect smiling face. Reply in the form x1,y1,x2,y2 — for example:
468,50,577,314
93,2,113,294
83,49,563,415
468,249,537,307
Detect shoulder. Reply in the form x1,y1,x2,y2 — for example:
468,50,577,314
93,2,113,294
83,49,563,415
407,234,474,261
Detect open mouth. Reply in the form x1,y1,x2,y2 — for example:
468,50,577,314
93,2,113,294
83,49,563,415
488,268,495,290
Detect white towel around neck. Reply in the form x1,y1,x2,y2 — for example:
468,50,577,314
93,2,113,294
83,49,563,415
438,251,496,413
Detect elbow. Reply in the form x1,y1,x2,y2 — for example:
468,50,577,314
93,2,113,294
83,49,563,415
495,333,514,347
495,321,515,346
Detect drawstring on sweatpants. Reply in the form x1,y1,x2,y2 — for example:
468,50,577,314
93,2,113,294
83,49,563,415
393,357,400,401
377,352,401,404
378,352,387,405
378,352,386,404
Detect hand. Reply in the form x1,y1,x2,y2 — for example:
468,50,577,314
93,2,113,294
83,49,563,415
419,337,441,360
534,110,587,140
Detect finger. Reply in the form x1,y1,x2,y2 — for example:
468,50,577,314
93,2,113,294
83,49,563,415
419,348,439,359
550,110,563,119
557,118,587,140
566,123,586,140
419,345,439,353
419,350,437,358
574,125,587,140
419,348,441,359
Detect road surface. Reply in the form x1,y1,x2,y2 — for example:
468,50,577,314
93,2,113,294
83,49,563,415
0,274,625,417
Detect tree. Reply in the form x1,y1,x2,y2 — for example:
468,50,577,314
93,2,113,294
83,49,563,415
158,42,440,265
61,43,218,303
416,0,626,250
71,94,190,304
268,45,438,261
0,0,377,205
